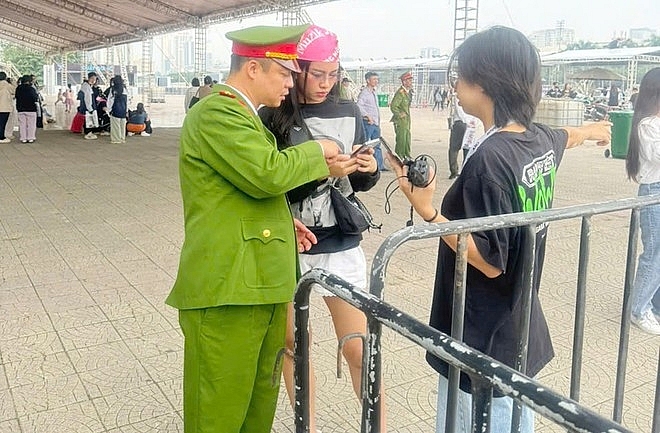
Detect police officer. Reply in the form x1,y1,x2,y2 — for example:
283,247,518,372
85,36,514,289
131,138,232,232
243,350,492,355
390,71,413,158
166,25,341,433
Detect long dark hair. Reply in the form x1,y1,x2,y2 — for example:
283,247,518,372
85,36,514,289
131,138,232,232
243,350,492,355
111,75,124,95
266,60,340,148
447,26,541,128
626,67,660,180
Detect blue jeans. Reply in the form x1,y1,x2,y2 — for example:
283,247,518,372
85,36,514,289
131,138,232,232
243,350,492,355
363,120,384,169
631,182,660,318
436,375,534,433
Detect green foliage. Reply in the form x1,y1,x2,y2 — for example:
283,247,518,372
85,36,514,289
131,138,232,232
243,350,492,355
566,40,600,50
0,42,45,81
644,35,660,47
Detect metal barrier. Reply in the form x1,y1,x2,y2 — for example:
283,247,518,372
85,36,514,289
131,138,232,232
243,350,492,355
293,195,660,433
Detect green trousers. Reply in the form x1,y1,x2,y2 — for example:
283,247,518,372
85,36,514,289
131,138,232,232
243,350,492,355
394,123,411,158
179,303,287,433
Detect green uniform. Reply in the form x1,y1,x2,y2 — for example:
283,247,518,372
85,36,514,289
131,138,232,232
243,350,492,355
390,85,412,158
167,84,328,433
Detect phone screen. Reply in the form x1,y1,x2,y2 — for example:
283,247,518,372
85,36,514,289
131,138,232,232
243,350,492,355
379,138,404,167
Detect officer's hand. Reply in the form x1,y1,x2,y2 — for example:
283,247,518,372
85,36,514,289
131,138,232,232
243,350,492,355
317,138,341,160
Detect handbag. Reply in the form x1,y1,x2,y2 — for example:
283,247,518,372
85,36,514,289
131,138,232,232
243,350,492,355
330,182,381,235
84,110,99,128
188,89,200,109
70,111,85,133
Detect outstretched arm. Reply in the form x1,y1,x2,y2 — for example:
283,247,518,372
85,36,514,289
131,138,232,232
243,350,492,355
563,121,612,149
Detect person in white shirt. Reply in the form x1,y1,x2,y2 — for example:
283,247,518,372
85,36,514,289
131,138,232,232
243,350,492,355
625,67,660,335
0,72,16,143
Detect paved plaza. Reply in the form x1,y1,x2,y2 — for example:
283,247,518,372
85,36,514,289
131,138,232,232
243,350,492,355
0,100,658,432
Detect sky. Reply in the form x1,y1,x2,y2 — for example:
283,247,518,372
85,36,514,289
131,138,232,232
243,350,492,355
204,0,658,60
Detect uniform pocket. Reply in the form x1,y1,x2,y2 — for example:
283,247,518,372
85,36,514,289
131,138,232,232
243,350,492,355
241,219,294,289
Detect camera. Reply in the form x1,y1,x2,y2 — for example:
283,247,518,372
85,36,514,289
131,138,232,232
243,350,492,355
379,137,431,187
403,156,430,187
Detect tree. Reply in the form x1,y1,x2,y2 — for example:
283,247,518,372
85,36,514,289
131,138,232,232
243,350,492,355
0,43,45,81
566,40,599,50
644,35,660,47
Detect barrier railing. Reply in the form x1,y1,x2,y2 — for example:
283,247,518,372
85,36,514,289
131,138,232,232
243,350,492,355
293,195,660,433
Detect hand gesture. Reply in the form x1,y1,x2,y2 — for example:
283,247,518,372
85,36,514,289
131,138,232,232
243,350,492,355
294,218,317,252
350,145,378,174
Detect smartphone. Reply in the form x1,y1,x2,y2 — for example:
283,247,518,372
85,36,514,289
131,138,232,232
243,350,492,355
350,138,381,157
379,137,404,167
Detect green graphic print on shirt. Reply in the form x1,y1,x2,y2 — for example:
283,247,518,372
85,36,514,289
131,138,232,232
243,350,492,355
517,150,557,213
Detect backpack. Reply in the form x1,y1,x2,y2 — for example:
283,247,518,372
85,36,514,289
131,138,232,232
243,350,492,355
111,92,127,118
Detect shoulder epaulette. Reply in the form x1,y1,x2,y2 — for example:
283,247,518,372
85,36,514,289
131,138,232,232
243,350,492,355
218,90,236,99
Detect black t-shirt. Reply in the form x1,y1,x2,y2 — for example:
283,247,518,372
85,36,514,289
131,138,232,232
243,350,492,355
427,123,568,392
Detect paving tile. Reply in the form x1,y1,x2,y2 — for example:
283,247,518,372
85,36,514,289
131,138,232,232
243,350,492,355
0,119,656,433
111,259,172,285
22,261,79,286
11,373,88,417
48,305,108,329
123,329,182,359
0,273,33,292
105,413,182,433
0,419,21,433
156,379,182,412
5,352,75,388
18,401,104,433
79,359,153,399
111,312,171,340
68,341,136,373
91,383,173,430
0,363,8,390
57,322,122,351
139,351,182,384
0,388,16,422
40,292,98,314
0,332,65,364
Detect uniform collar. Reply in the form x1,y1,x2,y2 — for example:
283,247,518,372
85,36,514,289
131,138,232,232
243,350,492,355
223,84,258,115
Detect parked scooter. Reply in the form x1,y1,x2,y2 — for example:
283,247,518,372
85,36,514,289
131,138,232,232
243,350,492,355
583,97,610,121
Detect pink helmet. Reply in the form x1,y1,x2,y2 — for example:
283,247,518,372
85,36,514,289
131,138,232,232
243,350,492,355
296,25,340,62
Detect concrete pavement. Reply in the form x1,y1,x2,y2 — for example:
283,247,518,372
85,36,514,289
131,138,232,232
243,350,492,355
0,105,657,432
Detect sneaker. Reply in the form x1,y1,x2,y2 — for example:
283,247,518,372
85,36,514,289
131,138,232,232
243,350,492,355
127,132,135,136
20,140,27,143
631,310,660,335
0,138,10,143
140,132,150,137
99,131,110,136
84,133,98,140
27,139,34,143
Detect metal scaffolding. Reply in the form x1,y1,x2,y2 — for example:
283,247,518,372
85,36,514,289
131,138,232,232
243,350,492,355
281,7,313,26
194,23,207,78
453,0,479,49
141,38,154,103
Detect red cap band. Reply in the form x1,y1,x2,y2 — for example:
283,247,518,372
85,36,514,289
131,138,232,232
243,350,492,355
232,41,298,60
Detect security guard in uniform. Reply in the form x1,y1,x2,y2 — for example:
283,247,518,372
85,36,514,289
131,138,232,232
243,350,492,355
390,71,414,158
166,25,341,433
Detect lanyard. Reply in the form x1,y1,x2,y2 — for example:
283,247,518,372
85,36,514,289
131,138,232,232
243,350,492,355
463,125,501,166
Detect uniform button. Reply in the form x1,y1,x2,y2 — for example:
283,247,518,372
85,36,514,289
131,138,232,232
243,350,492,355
262,229,271,238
